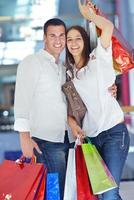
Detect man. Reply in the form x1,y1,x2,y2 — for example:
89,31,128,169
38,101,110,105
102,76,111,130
14,18,72,200
14,18,116,200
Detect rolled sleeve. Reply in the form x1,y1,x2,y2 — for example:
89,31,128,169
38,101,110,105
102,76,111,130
14,55,40,132
96,37,112,58
95,38,115,89
14,118,30,132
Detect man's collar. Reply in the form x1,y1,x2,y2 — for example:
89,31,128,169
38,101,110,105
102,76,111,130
40,49,56,62
39,49,63,66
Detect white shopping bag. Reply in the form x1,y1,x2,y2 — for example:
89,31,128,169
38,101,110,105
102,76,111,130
63,148,77,200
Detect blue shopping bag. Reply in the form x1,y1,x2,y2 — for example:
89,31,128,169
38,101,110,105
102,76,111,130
46,173,60,200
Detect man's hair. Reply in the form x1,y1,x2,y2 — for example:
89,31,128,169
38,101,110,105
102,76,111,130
43,18,66,34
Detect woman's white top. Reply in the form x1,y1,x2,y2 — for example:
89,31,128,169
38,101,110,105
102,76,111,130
67,38,124,137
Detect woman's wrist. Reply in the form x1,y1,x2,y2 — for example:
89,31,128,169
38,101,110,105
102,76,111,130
68,116,78,128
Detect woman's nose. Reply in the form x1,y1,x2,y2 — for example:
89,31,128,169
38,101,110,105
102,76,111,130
71,39,77,45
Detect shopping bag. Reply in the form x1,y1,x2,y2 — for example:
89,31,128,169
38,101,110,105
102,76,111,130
76,145,98,200
46,173,60,200
82,141,117,195
111,34,134,74
63,148,77,200
86,137,117,183
0,159,47,200
28,166,46,200
92,145,116,183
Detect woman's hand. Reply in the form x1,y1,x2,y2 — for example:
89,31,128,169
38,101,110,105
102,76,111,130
78,0,96,21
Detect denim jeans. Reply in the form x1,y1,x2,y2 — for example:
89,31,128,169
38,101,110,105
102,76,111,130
32,132,74,200
90,122,130,200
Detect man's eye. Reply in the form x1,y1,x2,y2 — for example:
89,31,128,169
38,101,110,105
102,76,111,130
60,34,65,38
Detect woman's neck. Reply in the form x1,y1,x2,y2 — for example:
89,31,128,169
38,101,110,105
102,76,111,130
75,60,83,69
74,57,83,69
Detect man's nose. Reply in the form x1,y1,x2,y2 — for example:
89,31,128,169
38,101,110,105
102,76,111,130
55,36,61,43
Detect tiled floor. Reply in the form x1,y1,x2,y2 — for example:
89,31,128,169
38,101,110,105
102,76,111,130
120,181,134,200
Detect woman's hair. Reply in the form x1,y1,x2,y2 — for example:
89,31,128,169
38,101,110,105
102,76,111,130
66,25,91,78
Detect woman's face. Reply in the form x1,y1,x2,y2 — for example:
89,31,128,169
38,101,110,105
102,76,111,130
67,29,84,59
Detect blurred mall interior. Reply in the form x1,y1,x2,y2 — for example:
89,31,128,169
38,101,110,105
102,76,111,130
0,0,134,199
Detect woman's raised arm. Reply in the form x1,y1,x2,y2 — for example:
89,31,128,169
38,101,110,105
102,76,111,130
78,0,114,48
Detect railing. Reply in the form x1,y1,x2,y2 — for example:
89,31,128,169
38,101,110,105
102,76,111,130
121,106,134,113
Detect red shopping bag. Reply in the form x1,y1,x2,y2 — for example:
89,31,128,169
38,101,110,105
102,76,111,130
0,159,47,200
111,34,134,74
27,164,46,200
76,145,98,200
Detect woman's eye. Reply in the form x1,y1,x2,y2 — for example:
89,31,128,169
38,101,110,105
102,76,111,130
76,37,82,40
67,39,72,42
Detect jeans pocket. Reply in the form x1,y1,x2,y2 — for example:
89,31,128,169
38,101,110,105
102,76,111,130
122,131,130,152
110,128,130,152
121,131,130,152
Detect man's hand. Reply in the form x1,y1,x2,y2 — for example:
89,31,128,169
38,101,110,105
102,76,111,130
108,83,117,98
20,132,42,158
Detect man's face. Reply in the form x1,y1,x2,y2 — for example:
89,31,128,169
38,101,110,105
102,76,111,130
44,25,66,59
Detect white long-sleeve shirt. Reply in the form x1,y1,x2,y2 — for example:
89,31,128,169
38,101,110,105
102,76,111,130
68,38,124,137
14,49,75,142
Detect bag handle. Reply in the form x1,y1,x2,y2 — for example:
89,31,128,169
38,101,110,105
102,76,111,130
84,136,92,144
15,155,36,165
74,137,81,148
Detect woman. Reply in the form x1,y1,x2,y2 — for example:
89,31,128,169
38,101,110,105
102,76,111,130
66,1,130,200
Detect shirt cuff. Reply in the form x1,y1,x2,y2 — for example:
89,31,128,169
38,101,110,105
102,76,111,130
97,37,112,56
14,118,30,132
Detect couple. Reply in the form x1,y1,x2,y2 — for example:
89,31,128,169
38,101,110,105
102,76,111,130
14,1,130,200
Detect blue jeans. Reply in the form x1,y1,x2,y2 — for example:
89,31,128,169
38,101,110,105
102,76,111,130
90,122,130,200
32,132,74,200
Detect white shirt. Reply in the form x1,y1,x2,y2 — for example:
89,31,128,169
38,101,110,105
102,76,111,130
68,38,124,137
14,49,75,142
